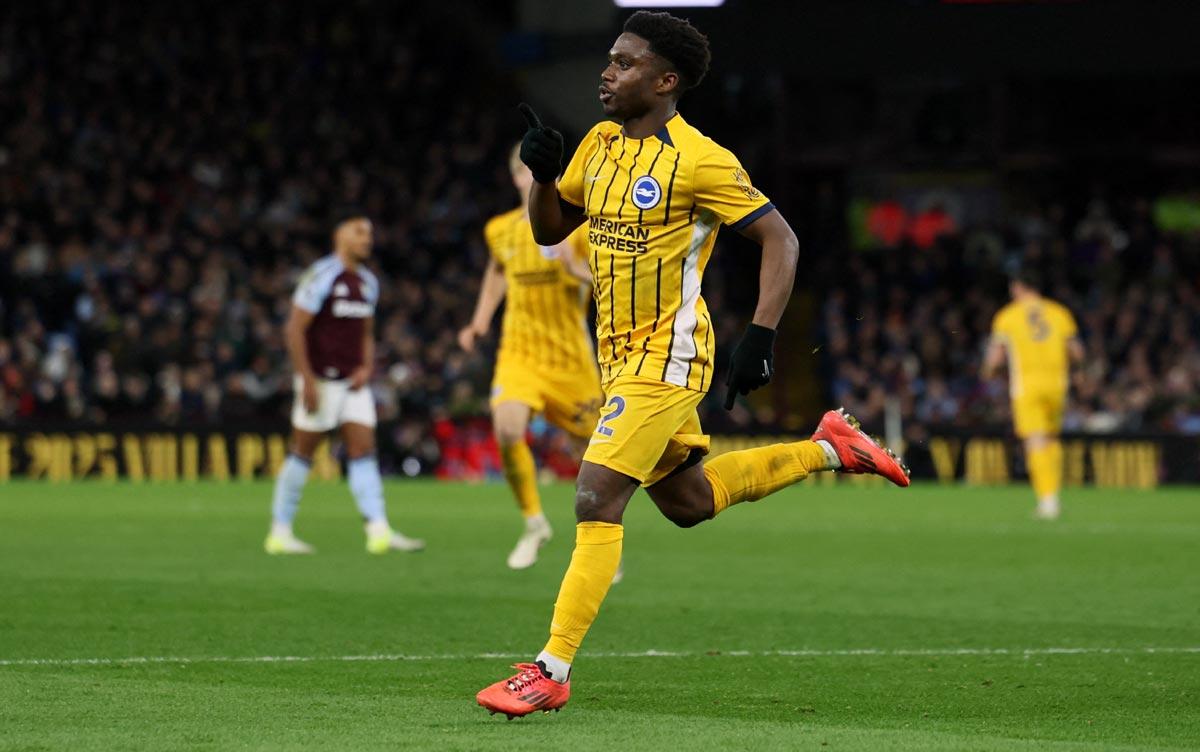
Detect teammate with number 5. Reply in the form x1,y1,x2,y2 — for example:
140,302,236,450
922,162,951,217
476,11,909,719
983,271,1084,520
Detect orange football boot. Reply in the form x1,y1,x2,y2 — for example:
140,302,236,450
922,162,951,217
811,407,910,487
476,662,570,719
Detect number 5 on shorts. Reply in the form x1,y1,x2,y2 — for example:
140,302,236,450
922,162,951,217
595,396,626,437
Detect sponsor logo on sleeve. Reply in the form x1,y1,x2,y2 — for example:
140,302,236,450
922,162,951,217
732,168,762,200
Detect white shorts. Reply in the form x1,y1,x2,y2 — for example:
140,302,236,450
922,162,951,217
290,375,377,433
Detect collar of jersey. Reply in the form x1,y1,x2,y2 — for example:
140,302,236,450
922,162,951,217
610,112,682,147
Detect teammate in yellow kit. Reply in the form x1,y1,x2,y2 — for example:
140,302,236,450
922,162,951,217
459,145,602,569
982,271,1084,520
476,11,909,718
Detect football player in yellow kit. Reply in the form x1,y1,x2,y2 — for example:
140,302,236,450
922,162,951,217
983,271,1084,520
476,11,909,718
460,145,602,569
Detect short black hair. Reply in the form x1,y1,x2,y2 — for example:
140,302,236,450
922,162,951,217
331,207,369,229
622,10,711,93
1011,268,1042,292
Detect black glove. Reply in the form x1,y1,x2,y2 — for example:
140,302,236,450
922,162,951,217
518,103,564,184
724,324,776,410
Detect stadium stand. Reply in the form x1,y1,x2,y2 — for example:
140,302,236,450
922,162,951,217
2,1,1197,484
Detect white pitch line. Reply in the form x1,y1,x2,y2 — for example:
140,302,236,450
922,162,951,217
1,646,1198,668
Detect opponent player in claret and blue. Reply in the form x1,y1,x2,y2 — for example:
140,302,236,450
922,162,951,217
476,11,910,719
264,213,424,556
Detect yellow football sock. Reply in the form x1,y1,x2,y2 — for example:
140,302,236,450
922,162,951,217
543,522,623,663
1046,440,1063,496
500,441,542,518
1028,441,1063,499
704,440,829,517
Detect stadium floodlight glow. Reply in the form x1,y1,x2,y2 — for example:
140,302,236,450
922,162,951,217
614,1,725,7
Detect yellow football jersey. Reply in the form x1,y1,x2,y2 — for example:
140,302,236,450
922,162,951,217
559,113,773,391
484,208,595,374
991,297,1078,398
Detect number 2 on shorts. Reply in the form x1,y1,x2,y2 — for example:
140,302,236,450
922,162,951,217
596,396,626,437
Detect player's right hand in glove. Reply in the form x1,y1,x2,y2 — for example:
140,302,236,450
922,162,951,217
518,103,564,184
723,324,776,410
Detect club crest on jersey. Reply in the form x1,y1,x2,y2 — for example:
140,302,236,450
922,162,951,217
333,282,350,297
631,176,662,210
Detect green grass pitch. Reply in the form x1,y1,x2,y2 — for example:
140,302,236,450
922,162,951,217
1,480,1197,751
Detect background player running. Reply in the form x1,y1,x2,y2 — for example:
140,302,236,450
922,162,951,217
982,271,1084,520
476,11,909,718
264,213,424,555
459,145,602,570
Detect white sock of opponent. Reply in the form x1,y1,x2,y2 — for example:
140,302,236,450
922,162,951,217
271,454,311,531
348,455,388,525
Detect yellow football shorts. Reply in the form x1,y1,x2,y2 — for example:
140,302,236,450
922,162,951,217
1011,390,1066,438
491,358,601,439
582,374,711,485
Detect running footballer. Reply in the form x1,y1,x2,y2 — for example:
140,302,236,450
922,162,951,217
476,12,909,718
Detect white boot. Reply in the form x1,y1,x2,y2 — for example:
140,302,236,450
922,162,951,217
264,523,315,554
366,519,426,554
1034,496,1061,520
507,514,553,570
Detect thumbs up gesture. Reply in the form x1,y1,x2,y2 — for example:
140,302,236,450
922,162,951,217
518,103,564,184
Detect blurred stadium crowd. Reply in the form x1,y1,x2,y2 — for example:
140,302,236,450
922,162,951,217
819,198,1200,439
2,1,1198,466
0,3,523,461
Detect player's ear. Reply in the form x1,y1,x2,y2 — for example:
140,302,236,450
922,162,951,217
656,70,680,97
